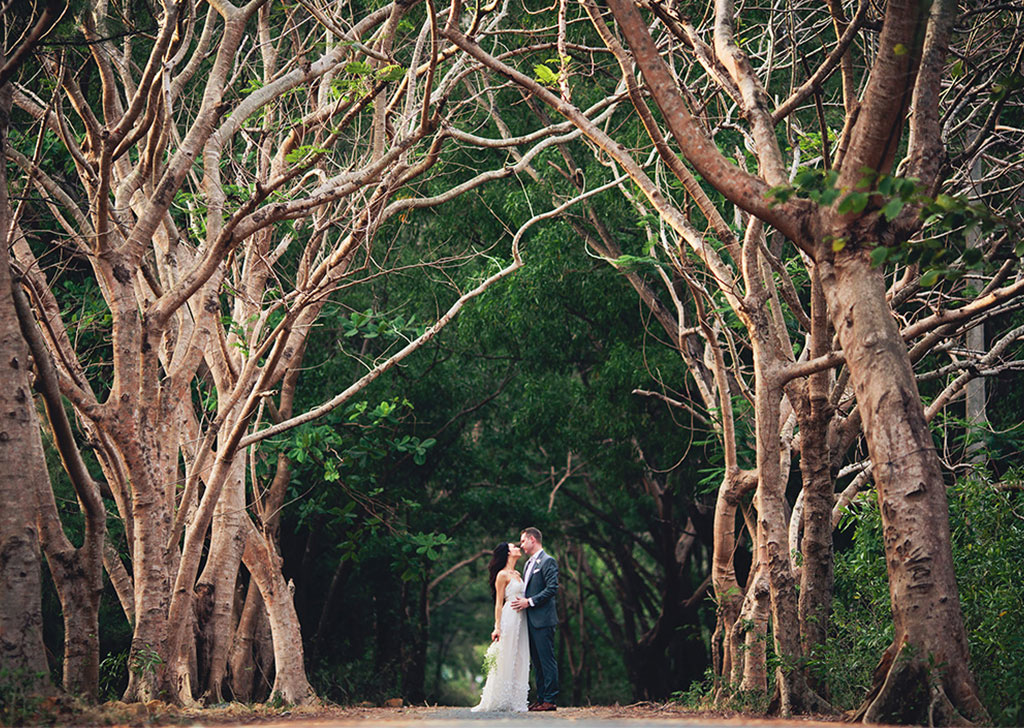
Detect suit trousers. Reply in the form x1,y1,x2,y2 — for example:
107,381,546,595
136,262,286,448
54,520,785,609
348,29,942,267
528,624,558,704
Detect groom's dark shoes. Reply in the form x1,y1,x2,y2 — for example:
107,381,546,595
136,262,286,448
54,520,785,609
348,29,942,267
530,703,556,712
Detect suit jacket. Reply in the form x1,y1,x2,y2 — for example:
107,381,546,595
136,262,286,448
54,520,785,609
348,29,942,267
523,550,559,629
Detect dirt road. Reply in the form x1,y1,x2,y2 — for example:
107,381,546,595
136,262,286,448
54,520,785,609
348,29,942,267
80,702,856,728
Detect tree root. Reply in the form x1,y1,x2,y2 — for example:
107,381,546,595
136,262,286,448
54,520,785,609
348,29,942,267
852,641,981,726
766,669,835,718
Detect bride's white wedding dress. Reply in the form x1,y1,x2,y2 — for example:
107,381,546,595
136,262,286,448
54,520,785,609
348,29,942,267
472,577,530,712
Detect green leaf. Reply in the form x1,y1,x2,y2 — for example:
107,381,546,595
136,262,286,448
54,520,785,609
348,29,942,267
831,237,847,252
793,169,820,190
881,197,904,221
838,191,869,215
344,61,373,75
534,64,559,86
377,64,406,82
819,187,841,206
920,269,941,287
962,247,983,266
869,246,890,267
898,178,918,199
767,185,794,203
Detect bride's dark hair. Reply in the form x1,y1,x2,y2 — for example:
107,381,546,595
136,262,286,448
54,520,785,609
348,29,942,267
486,542,511,598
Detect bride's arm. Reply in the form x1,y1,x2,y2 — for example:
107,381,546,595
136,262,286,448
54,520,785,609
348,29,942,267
491,572,510,641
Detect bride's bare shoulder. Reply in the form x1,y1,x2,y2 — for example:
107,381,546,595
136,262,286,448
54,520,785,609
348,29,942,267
498,567,520,581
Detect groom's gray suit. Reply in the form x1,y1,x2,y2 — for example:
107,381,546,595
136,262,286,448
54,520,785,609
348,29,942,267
523,549,559,705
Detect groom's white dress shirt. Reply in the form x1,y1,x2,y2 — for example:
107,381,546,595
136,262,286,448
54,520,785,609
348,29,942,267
523,549,545,607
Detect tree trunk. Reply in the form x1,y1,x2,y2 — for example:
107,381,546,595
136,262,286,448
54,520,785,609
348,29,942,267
241,520,316,705
732,565,768,692
820,247,987,724
745,245,825,714
33,484,103,699
195,455,248,703
711,470,754,689
227,577,269,702
793,270,834,669
795,410,834,667
12,263,106,701
0,82,51,695
751,353,815,714
122,443,175,702
964,150,986,465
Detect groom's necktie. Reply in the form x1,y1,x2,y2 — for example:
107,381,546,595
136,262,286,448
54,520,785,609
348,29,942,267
524,555,537,584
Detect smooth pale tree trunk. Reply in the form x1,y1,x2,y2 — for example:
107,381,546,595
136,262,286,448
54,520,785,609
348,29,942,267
750,347,822,714
194,455,248,703
121,432,177,701
964,153,986,465
33,489,104,699
819,247,987,724
791,271,834,666
228,577,274,702
241,520,315,705
0,83,51,694
104,538,135,625
711,470,757,695
733,565,769,692
12,269,106,701
745,233,827,715
964,312,985,461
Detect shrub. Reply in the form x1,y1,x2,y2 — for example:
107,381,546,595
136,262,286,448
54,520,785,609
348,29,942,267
820,472,1024,724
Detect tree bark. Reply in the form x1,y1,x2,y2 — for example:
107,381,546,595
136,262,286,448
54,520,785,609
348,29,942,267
12,267,106,701
122,438,176,702
733,565,768,692
241,520,316,705
791,270,834,668
0,81,51,695
227,576,273,703
195,454,248,703
31,469,104,700
744,225,826,715
819,248,987,724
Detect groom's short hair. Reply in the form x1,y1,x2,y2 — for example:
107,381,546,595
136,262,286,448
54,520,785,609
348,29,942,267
522,527,542,543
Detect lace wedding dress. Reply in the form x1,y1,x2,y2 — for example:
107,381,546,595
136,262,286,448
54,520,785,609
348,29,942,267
472,577,530,712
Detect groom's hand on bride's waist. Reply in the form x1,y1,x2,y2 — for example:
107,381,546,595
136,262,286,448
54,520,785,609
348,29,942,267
509,596,529,611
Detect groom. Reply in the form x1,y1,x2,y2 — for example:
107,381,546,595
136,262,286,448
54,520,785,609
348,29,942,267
510,527,559,711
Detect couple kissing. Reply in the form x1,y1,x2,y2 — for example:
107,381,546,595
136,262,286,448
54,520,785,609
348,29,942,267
471,527,559,713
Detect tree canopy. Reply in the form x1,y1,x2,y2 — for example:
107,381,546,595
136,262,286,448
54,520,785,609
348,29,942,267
1,0,1023,724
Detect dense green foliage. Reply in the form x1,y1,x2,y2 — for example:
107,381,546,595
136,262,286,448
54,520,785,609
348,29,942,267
813,473,1024,724
262,185,716,704
9,0,1023,717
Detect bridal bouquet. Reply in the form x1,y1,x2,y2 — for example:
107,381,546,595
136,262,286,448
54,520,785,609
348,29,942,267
482,640,500,676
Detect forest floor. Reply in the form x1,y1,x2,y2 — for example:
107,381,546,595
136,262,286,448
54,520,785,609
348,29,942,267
49,701,859,728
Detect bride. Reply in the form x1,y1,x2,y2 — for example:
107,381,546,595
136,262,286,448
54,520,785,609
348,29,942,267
471,542,530,712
